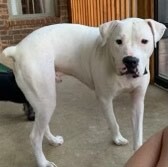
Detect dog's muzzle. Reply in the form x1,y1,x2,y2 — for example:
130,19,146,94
121,56,140,78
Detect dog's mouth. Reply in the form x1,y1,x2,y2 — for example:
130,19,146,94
120,67,139,78
120,67,148,78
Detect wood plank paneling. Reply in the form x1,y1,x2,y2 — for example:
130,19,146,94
100,0,103,24
70,0,137,26
121,0,125,19
137,0,153,18
125,0,130,18
130,0,137,17
107,0,111,21
111,0,115,19
97,0,101,25
116,0,120,19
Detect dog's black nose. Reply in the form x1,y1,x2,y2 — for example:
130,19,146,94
123,56,139,69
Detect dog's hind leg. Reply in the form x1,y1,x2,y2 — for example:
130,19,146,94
14,60,61,167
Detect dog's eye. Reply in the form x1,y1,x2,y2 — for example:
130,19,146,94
141,39,148,44
116,39,122,45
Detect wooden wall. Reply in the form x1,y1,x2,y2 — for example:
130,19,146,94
137,0,154,19
70,0,137,26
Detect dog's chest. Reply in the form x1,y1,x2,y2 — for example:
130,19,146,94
107,75,141,96
115,76,142,93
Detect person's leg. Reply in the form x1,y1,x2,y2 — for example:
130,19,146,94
125,130,163,167
156,127,168,167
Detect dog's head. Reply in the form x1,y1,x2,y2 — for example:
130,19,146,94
99,18,166,78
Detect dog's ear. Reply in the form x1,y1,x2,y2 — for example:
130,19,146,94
99,20,119,46
146,19,166,48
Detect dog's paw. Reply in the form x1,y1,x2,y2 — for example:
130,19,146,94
46,161,57,167
38,161,57,167
113,135,128,146
49,136,64,146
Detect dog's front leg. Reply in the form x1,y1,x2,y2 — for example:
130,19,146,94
98,96,128,145
45,125,64,146
131,89,145,150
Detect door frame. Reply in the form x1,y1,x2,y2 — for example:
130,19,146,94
154,0,168,88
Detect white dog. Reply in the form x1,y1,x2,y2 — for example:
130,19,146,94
2,18,166,167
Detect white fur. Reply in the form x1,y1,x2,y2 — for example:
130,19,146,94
2,18,166,167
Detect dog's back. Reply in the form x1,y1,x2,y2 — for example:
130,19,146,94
3,24,99,88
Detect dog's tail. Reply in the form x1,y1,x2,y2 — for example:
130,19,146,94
2,46,16,58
